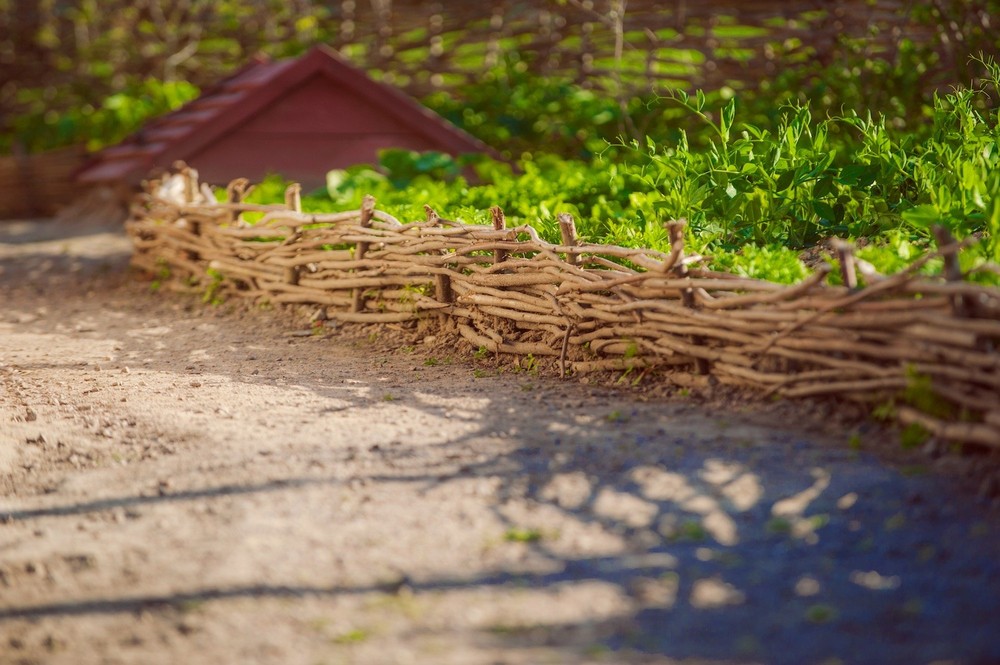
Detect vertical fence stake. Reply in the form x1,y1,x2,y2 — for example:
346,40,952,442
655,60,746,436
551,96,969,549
225,177,251,223
666,220,710,375
177,162,196,203
933,225,969,317
831,238,858,289
555,214,577,378
559,324,574,378
558,212,578,266
424,204,440,225
351,195,377,313
490,206,508,267
426,204,454,313
435,273,453,305
285,183,302,213
177,166,204,261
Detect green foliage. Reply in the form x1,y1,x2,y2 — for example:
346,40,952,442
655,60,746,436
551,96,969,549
244,173,299,205
900,423,932,450
619,61,999,271
504,527,543,543
377,149,463,187
1,0,330,153
847,433,863,450
711,245,809,283
605,410,628,423
897,56,1000,261
422,53,631,159
6,78,199,153
903,365,955,421
624,99,901,250
331,628,371,644
202,267,226,306
235,57,999,284
856,231,934,277
416,17,998,161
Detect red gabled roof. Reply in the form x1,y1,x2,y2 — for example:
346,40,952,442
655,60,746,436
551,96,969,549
77,45,490,183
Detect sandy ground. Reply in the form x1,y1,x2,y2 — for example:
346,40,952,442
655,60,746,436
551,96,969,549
1,214,999,665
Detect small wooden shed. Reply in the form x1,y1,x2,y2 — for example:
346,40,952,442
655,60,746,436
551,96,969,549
77,46,489,190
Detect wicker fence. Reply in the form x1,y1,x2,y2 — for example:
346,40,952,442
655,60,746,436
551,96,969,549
127,166,1000,448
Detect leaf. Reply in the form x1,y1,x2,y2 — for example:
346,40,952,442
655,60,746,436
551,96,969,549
838,164,877,188
813,176,835,198
720,98,736,140
775,170,795,192
902,204,941,229
834,201,846,223
812,201,836,221
415,151,456,174
326,169,348,195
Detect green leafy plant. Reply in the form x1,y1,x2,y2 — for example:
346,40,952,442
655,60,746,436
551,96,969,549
229,56,998,289
201,267,226,305
331,628,371,644
900,423,932,450
520,354,539,374
606,410,628,423
504,527,543,543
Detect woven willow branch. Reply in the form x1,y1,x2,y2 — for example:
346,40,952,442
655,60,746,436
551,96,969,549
126,168,1000,448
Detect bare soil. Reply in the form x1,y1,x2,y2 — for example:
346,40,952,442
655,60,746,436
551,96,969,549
1,214,999,665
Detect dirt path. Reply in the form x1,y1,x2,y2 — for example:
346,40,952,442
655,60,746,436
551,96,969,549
1,216,999,665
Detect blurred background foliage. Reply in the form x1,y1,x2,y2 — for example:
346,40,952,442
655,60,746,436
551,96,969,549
1,0,996,157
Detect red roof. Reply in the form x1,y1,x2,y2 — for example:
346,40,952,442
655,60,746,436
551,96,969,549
77,46,490,188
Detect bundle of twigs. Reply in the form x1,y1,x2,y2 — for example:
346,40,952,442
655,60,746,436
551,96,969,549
127,167,1000,447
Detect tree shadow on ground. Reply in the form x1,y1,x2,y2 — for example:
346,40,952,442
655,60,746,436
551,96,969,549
3,358,999,664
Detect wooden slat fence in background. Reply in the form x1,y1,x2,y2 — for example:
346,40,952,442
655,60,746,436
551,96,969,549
326,0,959,97
127,167,1000,448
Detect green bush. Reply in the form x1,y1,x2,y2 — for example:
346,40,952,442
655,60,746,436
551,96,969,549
5,78,199,153
622,56,1000,265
